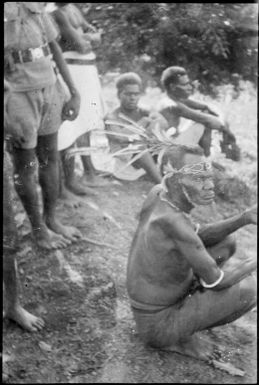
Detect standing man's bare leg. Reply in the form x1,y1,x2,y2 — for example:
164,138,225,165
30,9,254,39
3,162,44,331
12,147,68,249
3,253,45,332
37,133,82,241
79,132,110,187
60,145,97,196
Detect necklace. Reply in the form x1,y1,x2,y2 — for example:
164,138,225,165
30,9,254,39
159,193,201,232
159,193,191,219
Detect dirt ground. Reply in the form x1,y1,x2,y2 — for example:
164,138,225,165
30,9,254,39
3,171,257,384
3,81,257,384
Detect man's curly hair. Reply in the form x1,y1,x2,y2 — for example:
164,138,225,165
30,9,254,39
116,72,142,94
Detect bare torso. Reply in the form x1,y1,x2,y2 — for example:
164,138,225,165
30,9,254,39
127,186,197,309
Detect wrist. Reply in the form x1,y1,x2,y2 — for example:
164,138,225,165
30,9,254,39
70,89,80,98
241,210,251,225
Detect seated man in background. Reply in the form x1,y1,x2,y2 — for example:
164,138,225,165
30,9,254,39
105,72,167,184
158,66,239,159
127,144,256,361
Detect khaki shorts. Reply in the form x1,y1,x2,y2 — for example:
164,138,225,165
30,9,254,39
131,275,256,348
6,80,66,149
3,149,18,251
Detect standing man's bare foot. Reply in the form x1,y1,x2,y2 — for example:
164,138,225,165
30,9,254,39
65,181,98,197
82,174,110,188
165,333,219,362
46,218,82,242
59,185,84,208
5,305,45,332
33,224,71,249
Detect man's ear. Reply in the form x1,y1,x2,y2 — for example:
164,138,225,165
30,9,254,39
168,82,176,93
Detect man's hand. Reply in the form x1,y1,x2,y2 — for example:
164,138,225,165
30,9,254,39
62,93,81,121
138,116,152,129
5,127,26,148
78,40,92,54
85,32,102,44
243,205,257,225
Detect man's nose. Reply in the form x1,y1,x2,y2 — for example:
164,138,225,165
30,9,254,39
204,179,214,190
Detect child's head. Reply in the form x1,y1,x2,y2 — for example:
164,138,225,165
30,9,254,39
116,72,142,111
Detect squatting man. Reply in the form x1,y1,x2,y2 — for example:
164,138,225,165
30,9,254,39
127,145,257,361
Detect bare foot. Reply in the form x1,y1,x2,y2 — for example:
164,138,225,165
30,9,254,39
66,181,98,197
165,333,219,362
34,225,71,249
82,174,110,188
59,186,84,208
46,219,82,242
5,305,45,332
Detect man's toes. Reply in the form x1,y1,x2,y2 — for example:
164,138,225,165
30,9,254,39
73,230,82,238
35,318,45,329
55,238,71,248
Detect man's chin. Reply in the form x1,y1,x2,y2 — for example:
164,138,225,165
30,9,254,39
127,105,137,110
199,197,214,206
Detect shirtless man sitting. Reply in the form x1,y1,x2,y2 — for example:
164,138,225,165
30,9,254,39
105,72,167,184
159,66,239,158
127,144,256,361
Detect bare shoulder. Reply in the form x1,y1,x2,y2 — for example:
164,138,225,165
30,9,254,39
105,108,120,121
52,8,68,24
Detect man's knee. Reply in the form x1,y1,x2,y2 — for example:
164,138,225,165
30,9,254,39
13,166,37,193
239,274,257,307
37,133,58,167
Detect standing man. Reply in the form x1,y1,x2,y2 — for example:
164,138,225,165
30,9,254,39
4,2,81,250
158,66,239,158
51,2,108,195
127,145,256,360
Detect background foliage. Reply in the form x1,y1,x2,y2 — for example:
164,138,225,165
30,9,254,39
77,2,258,92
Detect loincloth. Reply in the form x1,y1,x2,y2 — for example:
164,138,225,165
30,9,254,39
130,278,243,348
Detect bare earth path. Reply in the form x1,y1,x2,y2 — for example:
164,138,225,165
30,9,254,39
3,174,257,384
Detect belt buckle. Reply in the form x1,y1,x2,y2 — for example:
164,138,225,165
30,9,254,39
31,47,44,61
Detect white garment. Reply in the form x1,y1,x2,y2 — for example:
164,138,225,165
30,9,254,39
57,51,107,151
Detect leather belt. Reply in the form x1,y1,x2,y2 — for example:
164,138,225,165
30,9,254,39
65,58,96,65
11,44,51,64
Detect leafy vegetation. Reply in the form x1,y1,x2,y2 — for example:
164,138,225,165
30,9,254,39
78,3,258,92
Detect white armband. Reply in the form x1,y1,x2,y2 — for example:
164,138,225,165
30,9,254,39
200,269,224,289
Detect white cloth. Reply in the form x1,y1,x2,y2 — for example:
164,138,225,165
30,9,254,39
57,51,107,151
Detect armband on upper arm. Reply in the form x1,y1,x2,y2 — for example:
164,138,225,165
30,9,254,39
200,269,224,288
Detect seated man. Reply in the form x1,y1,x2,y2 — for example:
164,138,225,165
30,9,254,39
127,144,256,361
158,66,239,158
105,72,167,184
